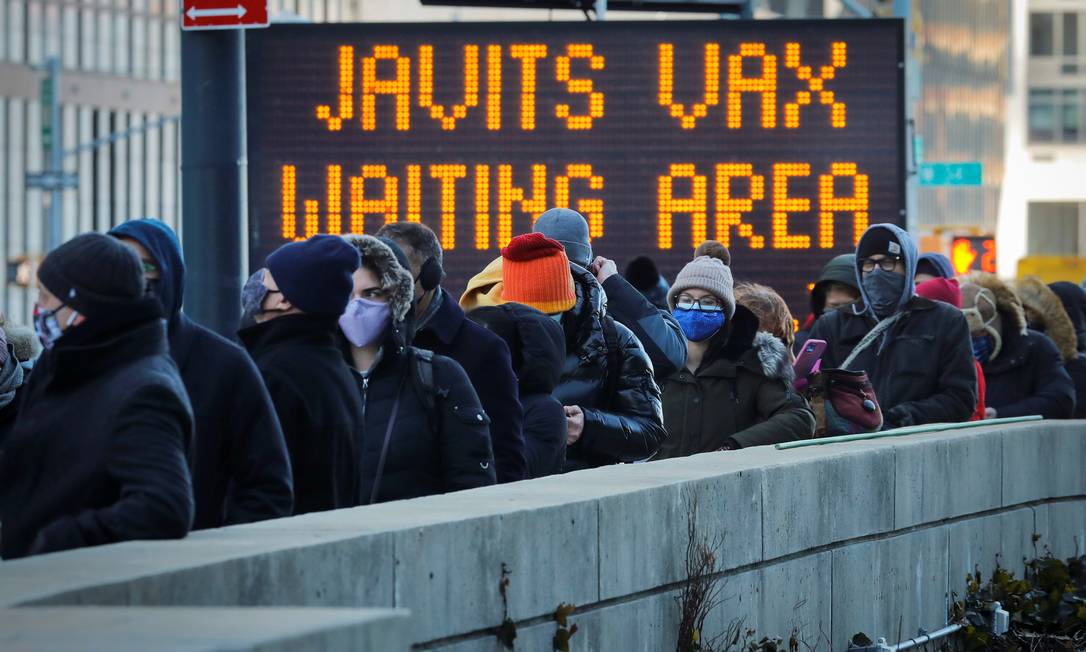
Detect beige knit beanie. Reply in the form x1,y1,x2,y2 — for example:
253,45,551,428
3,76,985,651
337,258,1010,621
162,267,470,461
668,256,736,318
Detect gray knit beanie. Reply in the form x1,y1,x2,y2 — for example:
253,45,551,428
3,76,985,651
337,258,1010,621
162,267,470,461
532,208,592,268
668,256,736,318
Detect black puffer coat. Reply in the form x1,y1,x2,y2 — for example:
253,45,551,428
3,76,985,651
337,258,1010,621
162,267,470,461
343,235,496,503
239,314,365,514
467,302,568,478
0,303,194,559
659,306,815,457
558,265,667,470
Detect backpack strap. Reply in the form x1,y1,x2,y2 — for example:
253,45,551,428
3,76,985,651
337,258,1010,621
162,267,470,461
600,317,621,409
841,311,906,371
411,348,437,414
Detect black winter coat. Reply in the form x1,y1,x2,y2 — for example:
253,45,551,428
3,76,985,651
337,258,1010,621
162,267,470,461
809,297,977,428
1066,355,1086,419
984,327,1076,420
659,306,815,456
414,289,527,483
110,218,293,529
0,308,194,559
466,302,568,478
347,321,496,503
239,314,365,514
602,274,687,377
558,266,667,470
173,315,294,529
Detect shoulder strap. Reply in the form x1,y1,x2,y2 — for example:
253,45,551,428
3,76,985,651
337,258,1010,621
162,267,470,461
601,317,621,407
841,311,906,371
411,348,436,414
369,372,406,505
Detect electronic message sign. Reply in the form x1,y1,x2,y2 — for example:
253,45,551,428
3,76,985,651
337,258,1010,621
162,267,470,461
246,20,904,312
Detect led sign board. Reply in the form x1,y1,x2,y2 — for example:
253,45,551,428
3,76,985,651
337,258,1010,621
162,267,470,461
246,20,905,311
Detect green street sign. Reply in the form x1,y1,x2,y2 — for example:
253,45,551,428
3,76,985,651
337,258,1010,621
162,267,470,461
918,162,982,186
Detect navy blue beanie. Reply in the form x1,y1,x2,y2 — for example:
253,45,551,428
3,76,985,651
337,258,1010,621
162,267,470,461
266,235,360,316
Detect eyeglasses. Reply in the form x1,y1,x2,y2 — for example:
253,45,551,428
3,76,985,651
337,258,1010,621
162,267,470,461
675,294,723,312
141,260,159,276
860,257,902,273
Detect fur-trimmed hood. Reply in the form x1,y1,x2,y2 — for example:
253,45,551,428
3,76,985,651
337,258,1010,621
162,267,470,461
751,330,795,386
0,314,41,363
961,272,1028,335
1014,276,1079,362
342,234,414,323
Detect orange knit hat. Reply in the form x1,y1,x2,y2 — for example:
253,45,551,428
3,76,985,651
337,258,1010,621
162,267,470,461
501,233,576,314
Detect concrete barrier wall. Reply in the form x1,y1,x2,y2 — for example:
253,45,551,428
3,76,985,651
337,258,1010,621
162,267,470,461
1,421,1084,651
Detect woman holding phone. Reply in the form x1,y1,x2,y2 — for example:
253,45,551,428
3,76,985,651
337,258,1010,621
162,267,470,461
656,257,816,458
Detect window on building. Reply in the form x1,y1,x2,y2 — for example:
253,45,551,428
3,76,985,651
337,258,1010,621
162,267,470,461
1030,89,1056,142
1028,202,1081,256
1064,13,1079,56
1032,12,1055,56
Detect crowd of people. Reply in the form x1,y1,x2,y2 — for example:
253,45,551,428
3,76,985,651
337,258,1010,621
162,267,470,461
0,210,1082,559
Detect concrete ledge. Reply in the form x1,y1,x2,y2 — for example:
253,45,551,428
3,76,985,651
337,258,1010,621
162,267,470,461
0,421,1083,649
0,607,411,651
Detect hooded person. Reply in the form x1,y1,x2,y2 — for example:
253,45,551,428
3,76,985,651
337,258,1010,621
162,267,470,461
624,256,670,311
238,234,366,514
1049,281,1086,353
338,235,496,502
533,208,688,377
915,253,955,284
1015,277,1085,419
468,303,568,478
110,219,293,529
499,232,667,470
794,253,862,353
809,224,977,428
0,233,194,559
376,222,526,485
657,257,815,456
960,273,1075,420
915,277,987,422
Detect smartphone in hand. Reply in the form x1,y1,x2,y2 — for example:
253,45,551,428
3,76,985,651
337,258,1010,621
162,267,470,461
792,339,827,391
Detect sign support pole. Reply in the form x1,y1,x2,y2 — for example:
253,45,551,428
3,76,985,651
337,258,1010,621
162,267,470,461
180,29,247,337
43,58,62,253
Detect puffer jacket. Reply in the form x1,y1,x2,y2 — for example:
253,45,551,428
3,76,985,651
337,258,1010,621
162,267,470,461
967,274,1075,420
1016,277,1085,418
342,235,497,503
557,265,667,470
659,306,815,457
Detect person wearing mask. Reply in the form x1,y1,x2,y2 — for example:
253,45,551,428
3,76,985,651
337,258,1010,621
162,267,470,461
809,224,977,428
339,235,495,502
915,277,986,421
1014,277,1085,419
1050,281,1086,418
624,256,671,311
795,254,862,353
657,257,815,456
958,274,1075,420
533,208,687,377
498,233,666,470
468,303,568,478
0,234,194,559
238,235,365,514
110,219,293,529
376,222,526,484
734,282,797,363
914,253,955,285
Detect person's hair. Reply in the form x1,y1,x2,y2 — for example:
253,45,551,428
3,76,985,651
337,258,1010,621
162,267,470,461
376,222,443,269
693,240,731,266
823,281,861,299
734,282,795,349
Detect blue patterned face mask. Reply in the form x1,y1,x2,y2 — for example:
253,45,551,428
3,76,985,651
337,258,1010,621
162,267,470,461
673,306,726,342
972,335,993,364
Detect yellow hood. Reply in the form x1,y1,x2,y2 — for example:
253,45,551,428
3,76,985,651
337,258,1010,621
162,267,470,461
459,257,506,312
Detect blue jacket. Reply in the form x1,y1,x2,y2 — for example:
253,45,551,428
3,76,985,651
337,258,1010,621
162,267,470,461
414,289,528,483
110,219,294,528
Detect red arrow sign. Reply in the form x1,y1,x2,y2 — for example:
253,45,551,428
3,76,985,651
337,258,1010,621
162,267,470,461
182,0,268,30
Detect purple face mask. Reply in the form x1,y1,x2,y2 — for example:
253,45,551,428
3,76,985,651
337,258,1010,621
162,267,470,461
339,297,391,348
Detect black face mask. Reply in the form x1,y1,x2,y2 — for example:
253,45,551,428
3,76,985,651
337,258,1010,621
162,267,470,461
145,278,162,298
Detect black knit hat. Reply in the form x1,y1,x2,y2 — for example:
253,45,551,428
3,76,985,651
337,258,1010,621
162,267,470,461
856,228,903,260
266,234,360,316
38,233,145,316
